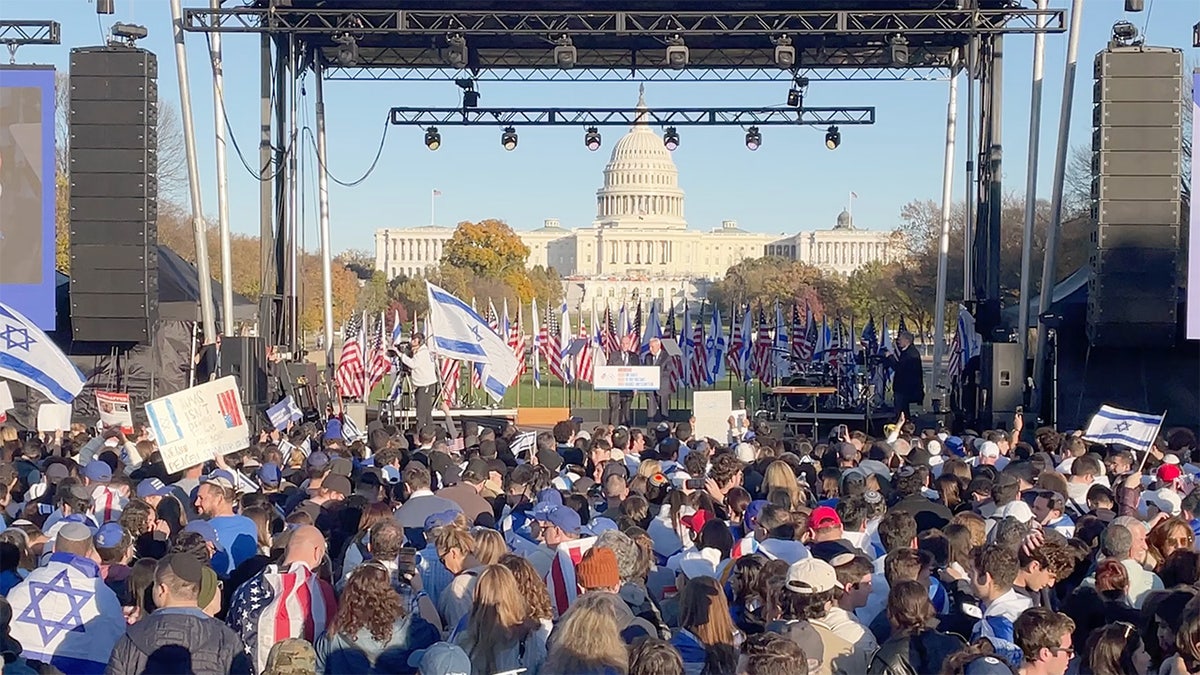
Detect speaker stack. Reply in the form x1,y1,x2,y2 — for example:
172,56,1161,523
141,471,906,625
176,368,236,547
68,45,159,344
1088,45,1184,348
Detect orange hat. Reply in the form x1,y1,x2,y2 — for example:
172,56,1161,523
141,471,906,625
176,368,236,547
576,546,620,590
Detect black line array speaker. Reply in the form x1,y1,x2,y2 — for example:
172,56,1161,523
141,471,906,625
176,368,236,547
1088,45,1183,348
68,46,159,344
219,337,269,407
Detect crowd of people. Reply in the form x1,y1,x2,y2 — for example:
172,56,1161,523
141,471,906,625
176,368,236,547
0,411,1196,675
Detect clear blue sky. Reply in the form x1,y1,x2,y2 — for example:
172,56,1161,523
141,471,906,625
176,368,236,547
5,0,1197,253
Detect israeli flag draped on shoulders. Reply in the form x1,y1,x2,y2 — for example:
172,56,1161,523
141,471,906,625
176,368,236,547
0,302,86,405
1083,405,1166,453
425,282,520,403
7,553,125,674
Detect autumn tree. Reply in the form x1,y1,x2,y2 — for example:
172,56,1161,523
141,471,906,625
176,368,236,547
707,257,828,317
441,219,530,276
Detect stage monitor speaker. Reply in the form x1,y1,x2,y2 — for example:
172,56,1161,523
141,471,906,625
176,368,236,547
979,342,1023,428
1089,45,1183,349
219,337,269,407
68,46,159,344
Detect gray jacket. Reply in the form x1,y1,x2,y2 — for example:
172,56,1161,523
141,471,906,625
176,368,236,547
105,608,252,675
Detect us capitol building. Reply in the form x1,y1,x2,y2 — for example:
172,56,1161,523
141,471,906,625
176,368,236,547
374,89,898,304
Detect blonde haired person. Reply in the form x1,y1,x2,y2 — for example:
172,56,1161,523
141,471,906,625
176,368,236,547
472,527,507,566
543,592,630,675
763,461,805,510
454,565,550,675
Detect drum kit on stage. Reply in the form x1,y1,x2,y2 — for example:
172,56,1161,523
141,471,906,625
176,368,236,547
760,347,886,415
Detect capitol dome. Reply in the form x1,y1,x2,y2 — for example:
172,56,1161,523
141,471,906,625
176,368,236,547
594,85,687,230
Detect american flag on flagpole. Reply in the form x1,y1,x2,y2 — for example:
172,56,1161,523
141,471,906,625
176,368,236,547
662,301,682,394
577,307,595,384
439,357,460,406
752,305,773,385
946,329,963,383
690,311,708,388
790,302,808,363
506,300,526,381
543,309,568,384
602,303,619,355
558,302,574,384
334,313,366,399
365,312,392,394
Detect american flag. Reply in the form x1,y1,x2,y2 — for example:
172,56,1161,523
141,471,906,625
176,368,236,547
365,312,392,394
227,562,337,674
335,313,365,399
790,302,808,363
689,313,708,388
531,299,542,389
662,301,682,394
545,536,597,617
727,306,744,381
577,310,595,384
897,315,909,335
471,301,501,391
602,304,619,355
631,300,643,345
439,357,460,406
543,310,568,384
752,305,773,385
505,300,527,381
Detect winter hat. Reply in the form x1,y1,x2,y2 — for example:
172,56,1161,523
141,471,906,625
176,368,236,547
576,546,620,590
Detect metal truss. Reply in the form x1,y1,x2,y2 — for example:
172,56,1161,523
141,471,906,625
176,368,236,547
329,63,951,82
387,106,874,127
0,20,61,46
184,7,1063,37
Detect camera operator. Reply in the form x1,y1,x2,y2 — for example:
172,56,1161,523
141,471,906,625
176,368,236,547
882,329,924,417
398,332,437,431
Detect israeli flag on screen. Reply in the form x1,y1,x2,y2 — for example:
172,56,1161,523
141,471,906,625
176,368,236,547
1082,405,1165,453
266,395,303,431
0,301,86,405
425,282,520,403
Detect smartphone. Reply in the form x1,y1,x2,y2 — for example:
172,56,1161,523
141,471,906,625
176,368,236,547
684,478,706,490
397,547,417,576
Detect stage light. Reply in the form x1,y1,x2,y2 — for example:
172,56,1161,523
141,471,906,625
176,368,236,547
773,36,795,70
786,76,808,108
889,34,909,65
424,127,441,151
455,78,480,109
584,127,602,151
447,34,468,69
665,36,689,70
501,126,518,151
333,33,358,67
553,36,577,69
111,22,148,41
825,125,841,150
663,126,680,151
745,126,762,151
1111,21,1140,46
96,0,114,14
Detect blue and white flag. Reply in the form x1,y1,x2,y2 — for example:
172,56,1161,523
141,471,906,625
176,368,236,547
266,395,303,431
1083,405,1166,453
708,306,726,384
0,302,86,405
391,309,404,345
425,282,520,403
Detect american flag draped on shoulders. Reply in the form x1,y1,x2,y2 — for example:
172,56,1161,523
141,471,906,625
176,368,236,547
546,536,597,617
335,313,366,399
227,561,337,674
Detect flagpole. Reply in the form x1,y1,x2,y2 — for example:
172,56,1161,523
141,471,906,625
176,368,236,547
430,188,438,226
1134,411,1168,474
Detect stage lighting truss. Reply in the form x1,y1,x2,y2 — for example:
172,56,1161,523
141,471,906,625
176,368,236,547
0,19,61,47
387,105,875,129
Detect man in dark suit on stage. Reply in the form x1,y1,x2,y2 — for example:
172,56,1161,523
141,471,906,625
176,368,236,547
883,329,924,417
606,334,638,427
643,336,672,423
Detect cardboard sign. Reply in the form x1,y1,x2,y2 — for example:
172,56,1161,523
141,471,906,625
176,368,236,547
36,403,72,432
145,376,249,474
693,390,733,443
96,391,134,434
592,365,661,391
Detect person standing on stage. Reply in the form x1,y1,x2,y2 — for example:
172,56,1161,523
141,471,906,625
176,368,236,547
643,336,671,423
399,332,438,431
883,329,924,417
606,335,638,427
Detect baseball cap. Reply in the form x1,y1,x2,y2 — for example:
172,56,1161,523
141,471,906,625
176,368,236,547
407,642,470,675
807,506,842,531
306,451,330,470
979,441,1001,458
322,473,352,497
678,547,724,580
530,489,565,520
785,558,839,594
744,500,769,531
328,457,353,478
681,509,713,535
944,436,965,456
1157,464,1183,484
45,463,71,484
136,478,171,499
535,505,581,534
463,458,489,483
963,656,1014,675
258,463,282,486
424,510,462,531
200,469,237,492
735,442,756,463
835,442,858,461
93,523,127,549
83,460,112,482
1141,487,1183,517
182,520,220,546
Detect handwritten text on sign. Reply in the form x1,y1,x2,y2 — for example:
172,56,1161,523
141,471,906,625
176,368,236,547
145,376,249,473
592,365,662,391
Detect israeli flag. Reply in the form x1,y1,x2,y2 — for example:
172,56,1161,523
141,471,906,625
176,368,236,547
1083,405,1166,453
266,395,303,431
0,302,86,405
708,307,726,384
425,282,520,403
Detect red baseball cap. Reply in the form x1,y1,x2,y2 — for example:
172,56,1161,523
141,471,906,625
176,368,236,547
1157,464,1182,484
808,506,842,531
682,509,713,535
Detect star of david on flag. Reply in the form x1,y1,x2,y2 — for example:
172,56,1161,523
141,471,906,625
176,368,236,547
1082,405,1166,454
0,301,86,405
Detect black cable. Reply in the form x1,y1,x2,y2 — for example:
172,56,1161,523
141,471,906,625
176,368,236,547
302,118,391,188
201,32,289,181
